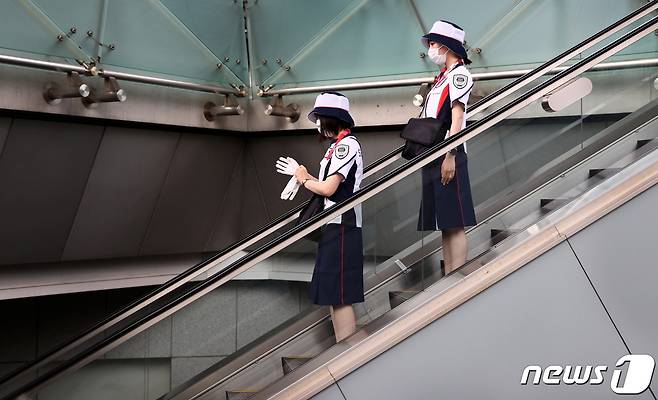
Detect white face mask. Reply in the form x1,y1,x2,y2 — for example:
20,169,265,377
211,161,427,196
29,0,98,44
316,119,332,138
427,46,448,65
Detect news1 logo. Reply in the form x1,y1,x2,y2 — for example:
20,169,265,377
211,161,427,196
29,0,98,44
521,354,655,394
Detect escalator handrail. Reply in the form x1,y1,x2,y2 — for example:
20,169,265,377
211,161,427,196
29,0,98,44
2,0,657,390
6,13,658,400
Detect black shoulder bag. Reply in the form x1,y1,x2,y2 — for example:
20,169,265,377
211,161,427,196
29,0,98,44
400,85,449,160
295,194,324,242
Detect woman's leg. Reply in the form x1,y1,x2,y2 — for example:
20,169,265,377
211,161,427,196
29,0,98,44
330,304,356,342
441,230,453,275
442,228,467,274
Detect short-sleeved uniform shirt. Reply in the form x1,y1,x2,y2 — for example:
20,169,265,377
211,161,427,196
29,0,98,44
421,62,473,151
318,135,363,227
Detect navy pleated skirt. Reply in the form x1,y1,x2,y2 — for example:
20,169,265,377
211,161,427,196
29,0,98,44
309,224,364,305
418,147,477,231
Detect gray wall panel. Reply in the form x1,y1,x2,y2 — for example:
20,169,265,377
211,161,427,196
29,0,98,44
468,126,513,204
568,183,658,394
171,356,225,389
205,152,246,251
497,119,584,184
247,134,325,221
0,119,103,265
0,117,10,157
171,286,237,357
140,134,244,255
0,113,626,266
38,358,170,400
1,280,315,394
467,118,613,205
312,382,346,400
330,242,641,400
239,149,273,237
62,127,179,260
236,281,304,349
356,131,405,167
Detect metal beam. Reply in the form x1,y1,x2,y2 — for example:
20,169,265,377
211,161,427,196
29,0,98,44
468,0,537,55
0,53,246,96
153,0,247,87
259,57,658,97
17,0,93,62
260,0,369,86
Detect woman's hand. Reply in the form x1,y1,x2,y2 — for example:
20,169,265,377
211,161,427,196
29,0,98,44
441,154,456,185
295,165,310,184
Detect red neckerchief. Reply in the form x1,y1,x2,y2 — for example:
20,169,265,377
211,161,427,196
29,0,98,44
432,60,464,88
325,129,351,159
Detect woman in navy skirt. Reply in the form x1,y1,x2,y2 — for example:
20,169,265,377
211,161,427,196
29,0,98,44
295,92,364,342
418,21,477,274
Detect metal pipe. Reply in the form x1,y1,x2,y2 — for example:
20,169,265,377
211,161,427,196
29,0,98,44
96,0,108,62
204,96,244,120
264,95,300,122
243,0,255,100
0,54,88,74
258,57,658,97
82,76,127,106
204,103,244,119
0,53,246,97
43,83,91,103
43,71,91,105
99,69,246,96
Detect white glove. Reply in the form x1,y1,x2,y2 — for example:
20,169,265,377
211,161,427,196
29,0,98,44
276,156,299,176
280,176,300,200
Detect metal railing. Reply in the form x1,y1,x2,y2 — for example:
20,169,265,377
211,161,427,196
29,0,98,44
0,53,247,96
2,2,657,395
258,57,658,97
3,10,658,400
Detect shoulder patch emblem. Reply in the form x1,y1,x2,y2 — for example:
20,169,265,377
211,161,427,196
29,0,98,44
453,74,468,90
334,144,349,159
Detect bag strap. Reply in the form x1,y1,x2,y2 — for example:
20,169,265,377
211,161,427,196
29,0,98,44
419,61,465,118
418,67,446,118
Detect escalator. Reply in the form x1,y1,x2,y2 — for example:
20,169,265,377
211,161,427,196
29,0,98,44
1,3,658,400
257,144,658,400
166,100,658,400
177,97,658,400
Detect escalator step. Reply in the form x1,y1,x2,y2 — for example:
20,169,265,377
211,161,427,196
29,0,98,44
540,198,571,212
281,356,313,375
225,390,258,400
388,290,420,309
588,168,622,179
636,139,652,149
490,229,520,246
